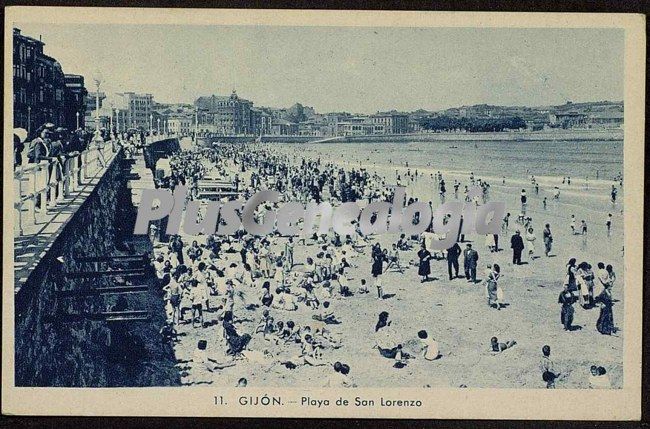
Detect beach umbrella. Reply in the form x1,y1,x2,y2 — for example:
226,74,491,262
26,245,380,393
13,128,27,143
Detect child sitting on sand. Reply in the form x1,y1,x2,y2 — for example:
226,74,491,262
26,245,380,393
357,278,369,294
255,309,274,335
589,365,611,389
324,362,355,387
490,337,517,353
272,287,298,311
312,301,340,324
332,273,353,297
418,330,440,361
192,339,236,372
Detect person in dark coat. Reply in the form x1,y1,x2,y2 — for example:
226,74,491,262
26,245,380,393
558,285,575,331
446,242,461,280
595,288,614,335
14,132,26,167
510,230,525,265
222,311,251,356
462,243,479,283
417,243,432,282
28,130,51,163
169,235,184,265
370,243,386,279
543,224,553,256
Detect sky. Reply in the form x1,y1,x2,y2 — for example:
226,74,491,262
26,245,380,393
14,24,624,114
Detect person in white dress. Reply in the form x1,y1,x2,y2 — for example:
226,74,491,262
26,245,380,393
525,227,537,260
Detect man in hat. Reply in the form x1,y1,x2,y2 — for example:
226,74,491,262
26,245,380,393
510,230,525,265
463,243,479,283
446,241,461,280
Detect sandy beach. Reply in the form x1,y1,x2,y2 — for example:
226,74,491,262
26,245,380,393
168,141,624,389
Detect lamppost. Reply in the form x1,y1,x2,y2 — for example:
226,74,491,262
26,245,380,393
109,102,114,137
149,114,153,133
194,108,199,143
115,109,120,134
157,118,160,135
75,111,80,130
27,106,31,135
92,71,104,143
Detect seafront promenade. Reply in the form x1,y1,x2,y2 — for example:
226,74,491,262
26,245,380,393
12,134,172,292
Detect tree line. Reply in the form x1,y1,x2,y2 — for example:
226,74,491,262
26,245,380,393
418,115,527,132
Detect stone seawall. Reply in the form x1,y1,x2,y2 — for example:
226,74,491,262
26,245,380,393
143,138,181,170
333,129,623,143
15,149,180,387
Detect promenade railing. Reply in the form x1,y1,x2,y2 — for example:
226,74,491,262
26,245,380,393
13,140,118,237
13,134,174,237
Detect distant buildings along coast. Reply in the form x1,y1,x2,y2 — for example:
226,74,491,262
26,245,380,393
14,27,624,139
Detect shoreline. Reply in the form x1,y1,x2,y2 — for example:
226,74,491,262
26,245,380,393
203,128,623,145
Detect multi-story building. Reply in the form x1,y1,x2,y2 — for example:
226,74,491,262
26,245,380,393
13,28,71,135
168,114,194,136
64,74,87,130
195,90,253,135
270,119,298,135
250,108,273,135
370,111,409,134
336,122,367,136
113,92,155,130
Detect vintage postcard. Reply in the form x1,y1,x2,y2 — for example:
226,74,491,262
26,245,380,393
3,7,645,419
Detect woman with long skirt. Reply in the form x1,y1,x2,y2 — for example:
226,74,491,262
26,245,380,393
596,289,615,335
558,285,575,331
417,243,432,283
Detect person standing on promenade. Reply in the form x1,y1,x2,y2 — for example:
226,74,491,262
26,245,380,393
510,230,525,265
463,243,479,283
543,224,553,256
446,242,461,280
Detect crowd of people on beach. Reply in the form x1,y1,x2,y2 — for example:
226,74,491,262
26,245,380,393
145,142,621,389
